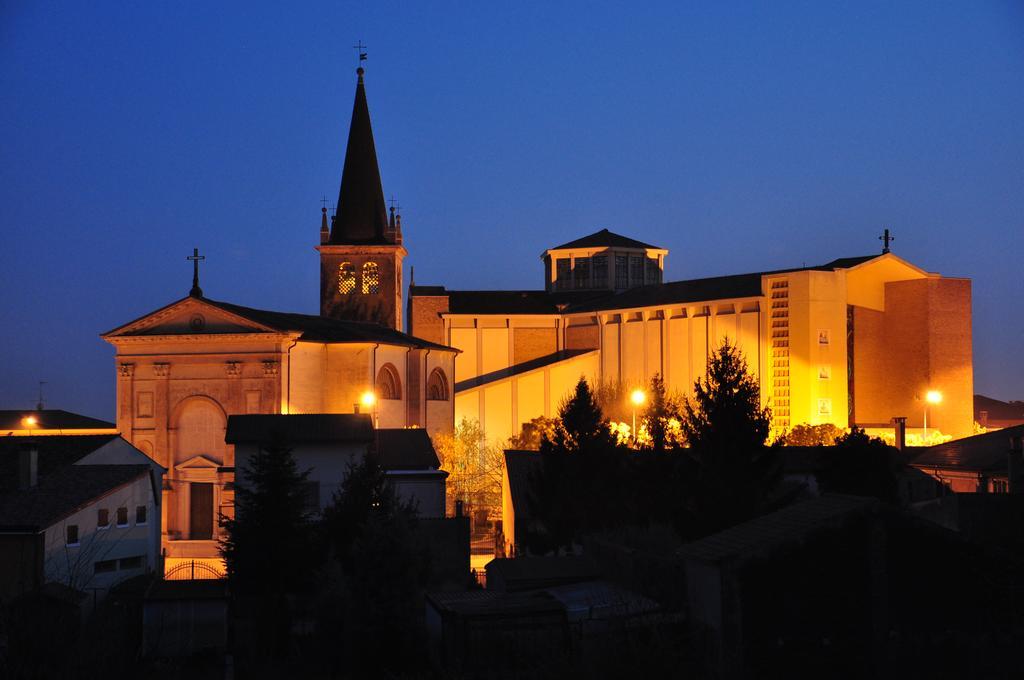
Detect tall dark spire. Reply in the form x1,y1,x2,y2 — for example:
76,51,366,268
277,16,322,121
330,67,389,244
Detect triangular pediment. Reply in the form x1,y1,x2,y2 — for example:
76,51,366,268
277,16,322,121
103,297,280,338
175,454,221,471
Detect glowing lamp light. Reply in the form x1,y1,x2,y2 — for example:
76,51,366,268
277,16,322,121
630,389,646,407
925,390,942,405
22,416,38,428
360,391,377,409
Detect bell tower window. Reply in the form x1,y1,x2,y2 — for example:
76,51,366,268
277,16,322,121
362,262,380,294
338,262,355,294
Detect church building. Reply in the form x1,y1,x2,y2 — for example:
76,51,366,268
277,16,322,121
409,231,974,444
102,67,457,569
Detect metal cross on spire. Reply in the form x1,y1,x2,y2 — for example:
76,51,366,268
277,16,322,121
389,195,401,213
879,228,894,254
353,41,367,64
188,247,205,297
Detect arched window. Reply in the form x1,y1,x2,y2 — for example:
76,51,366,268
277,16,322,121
426,368,449,401
376,363,401,400
362,262,380,294
338,262,355,294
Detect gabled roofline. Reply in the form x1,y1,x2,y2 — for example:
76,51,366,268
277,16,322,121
101,296,280,339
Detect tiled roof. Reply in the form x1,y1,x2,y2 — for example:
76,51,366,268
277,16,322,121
0,410,115,432
548,229,661,251
455,349,596,392
0,464,151,531
909,424,1024,473
678,494,878,564
422,255,880,317
0,435,122,491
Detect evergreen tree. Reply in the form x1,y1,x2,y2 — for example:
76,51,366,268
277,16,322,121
530,377,624,552
641,373,684,453
317,452,428,674
220,439,314,660
680,339,779,535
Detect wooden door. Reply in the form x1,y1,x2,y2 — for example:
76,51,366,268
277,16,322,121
189,482,213,540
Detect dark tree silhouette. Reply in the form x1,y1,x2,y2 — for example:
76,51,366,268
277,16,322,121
816,427,902,503
641,373,684,453
316,451,428,674
530,378,626,552
221,439,315,660
680,339,779,535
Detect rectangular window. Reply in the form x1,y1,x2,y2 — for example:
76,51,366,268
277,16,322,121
556,258,571,290
645,257,660,284
818,366,831,380
630,256,644,286
66,525,79,546
118,556,144,571
592,256,608,288
135,505,147,525
116,507,128,527
614,256,628,289
97,508,109,530
818,329,831,345
573,257,590,288
94,559,117,574
818,398,833,416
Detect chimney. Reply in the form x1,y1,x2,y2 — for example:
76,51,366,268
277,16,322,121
19,444,38,489
1009,436,1023,495
892,417,907,452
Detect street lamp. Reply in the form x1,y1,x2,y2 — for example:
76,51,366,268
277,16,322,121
21,415,37,436
360,391,378,428
630,389,646,442
923,390,942,440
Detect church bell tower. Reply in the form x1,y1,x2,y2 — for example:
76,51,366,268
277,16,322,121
317,66,406,329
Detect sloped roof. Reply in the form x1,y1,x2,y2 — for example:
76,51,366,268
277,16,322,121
678,494,878,564
486,556,601,593
106,296,456,352
0,410,115,432
548,229,661,251
0,464,151,531
419,255,881,317
375,428,441,470
225,414,440,470
456,349,596,392
909,424,1024,473
330,68,391,246
974,395,1024,424
0,435,122,491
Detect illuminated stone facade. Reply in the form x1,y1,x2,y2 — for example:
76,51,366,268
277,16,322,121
410,235,974,444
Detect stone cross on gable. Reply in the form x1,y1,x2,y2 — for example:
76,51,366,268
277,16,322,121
188,247,205,297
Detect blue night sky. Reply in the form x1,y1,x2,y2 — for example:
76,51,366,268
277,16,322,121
1,1,1022,418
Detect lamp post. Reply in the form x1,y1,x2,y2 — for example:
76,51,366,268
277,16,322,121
630,389,646,442
923,390,942,440
21,415,37,437
360,391,378,428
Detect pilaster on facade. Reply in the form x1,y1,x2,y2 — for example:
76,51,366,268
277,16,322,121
262,360,279,376
225,361,242,377
154,363,171,378
119,362,135,378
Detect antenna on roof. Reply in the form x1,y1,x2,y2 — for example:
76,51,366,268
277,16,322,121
36,381,46,411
